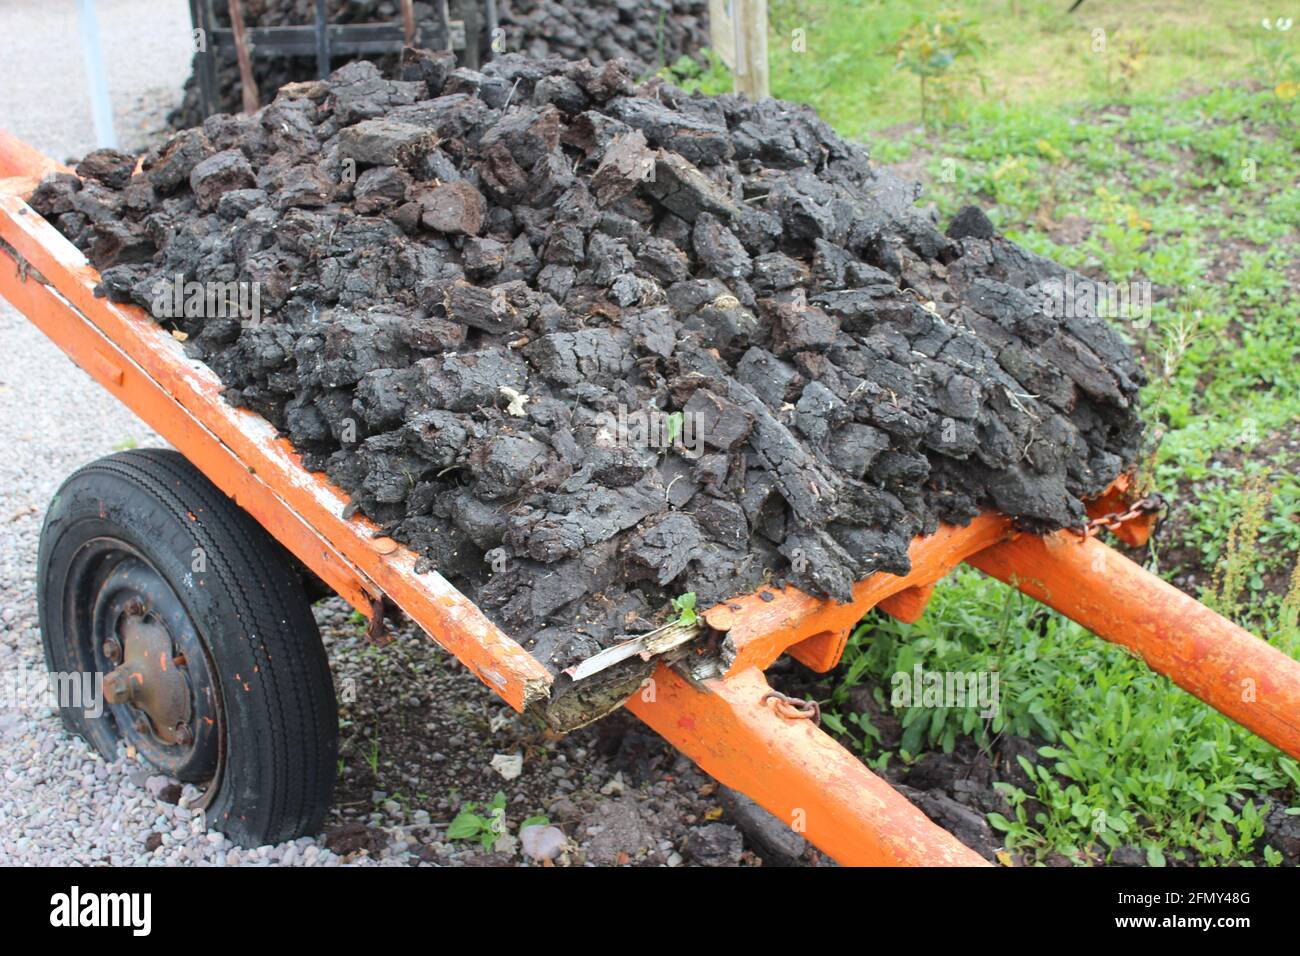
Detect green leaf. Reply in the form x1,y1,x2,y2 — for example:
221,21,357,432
988,813,1013,833
672,592,698,626
666,411,684,445
901,718,926,755
446,811,484,841
821,711,848,735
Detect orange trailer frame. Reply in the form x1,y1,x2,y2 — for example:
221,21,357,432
3,130,1297,867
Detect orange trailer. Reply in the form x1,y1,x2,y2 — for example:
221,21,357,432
2,130,1297,865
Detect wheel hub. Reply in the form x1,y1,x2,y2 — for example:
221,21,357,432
103,606,194,747
78,549,221,781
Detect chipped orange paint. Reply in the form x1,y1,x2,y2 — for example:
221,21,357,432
0,130,67,179
699,477,1153,676
1083,473,1157,547
969,531,1300,759
627,665,988,867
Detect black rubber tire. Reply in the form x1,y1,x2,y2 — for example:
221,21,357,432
37,449,337,847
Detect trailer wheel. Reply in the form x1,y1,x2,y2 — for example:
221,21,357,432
37,449,338,847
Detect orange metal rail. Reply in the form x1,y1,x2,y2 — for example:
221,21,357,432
972,531,1300,758
3,130,1298,867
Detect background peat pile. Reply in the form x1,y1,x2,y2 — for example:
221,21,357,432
492,0,708,70
171,0,416,128
35,52,1144,674
170,0,710,128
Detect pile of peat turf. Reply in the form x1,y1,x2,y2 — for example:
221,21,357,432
490,0,709,71
35,52,1144,677
170,0,710,127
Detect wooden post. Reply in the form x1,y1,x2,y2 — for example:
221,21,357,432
438,0,453,51
400,0,416,45
708,0,736,69
313,0,330,80
75,0,118,148
732,0,769,100
462,0,481,69
227,0,261,115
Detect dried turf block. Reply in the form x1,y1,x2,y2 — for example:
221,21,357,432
76,148,137,190
338,118,440,168
189,150,257,210
416,181,486,235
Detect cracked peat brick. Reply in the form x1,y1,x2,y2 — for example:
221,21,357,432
189,150,257,210
338,118,440,168
683,388,754,451
417,180,486,235
592,129,656,205
144,128,212,193
443,279,536,334
76,148,138,189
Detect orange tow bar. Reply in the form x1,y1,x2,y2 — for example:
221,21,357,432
970,531,1300,760
628,666,989,866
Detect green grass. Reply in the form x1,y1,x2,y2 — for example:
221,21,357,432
829,570,1300,865
677,1,1300,864
673,1,1293,137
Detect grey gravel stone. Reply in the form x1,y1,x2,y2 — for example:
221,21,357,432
520,824,566,862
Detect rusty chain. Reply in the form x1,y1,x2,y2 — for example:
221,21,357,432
761,691,821,724
1073,491,1167,538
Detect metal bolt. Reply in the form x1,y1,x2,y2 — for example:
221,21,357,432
103,666,133,706
102,639,122,664
174,724,194,746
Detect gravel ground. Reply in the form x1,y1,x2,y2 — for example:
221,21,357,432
0,0,193,159
0,1,788,868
